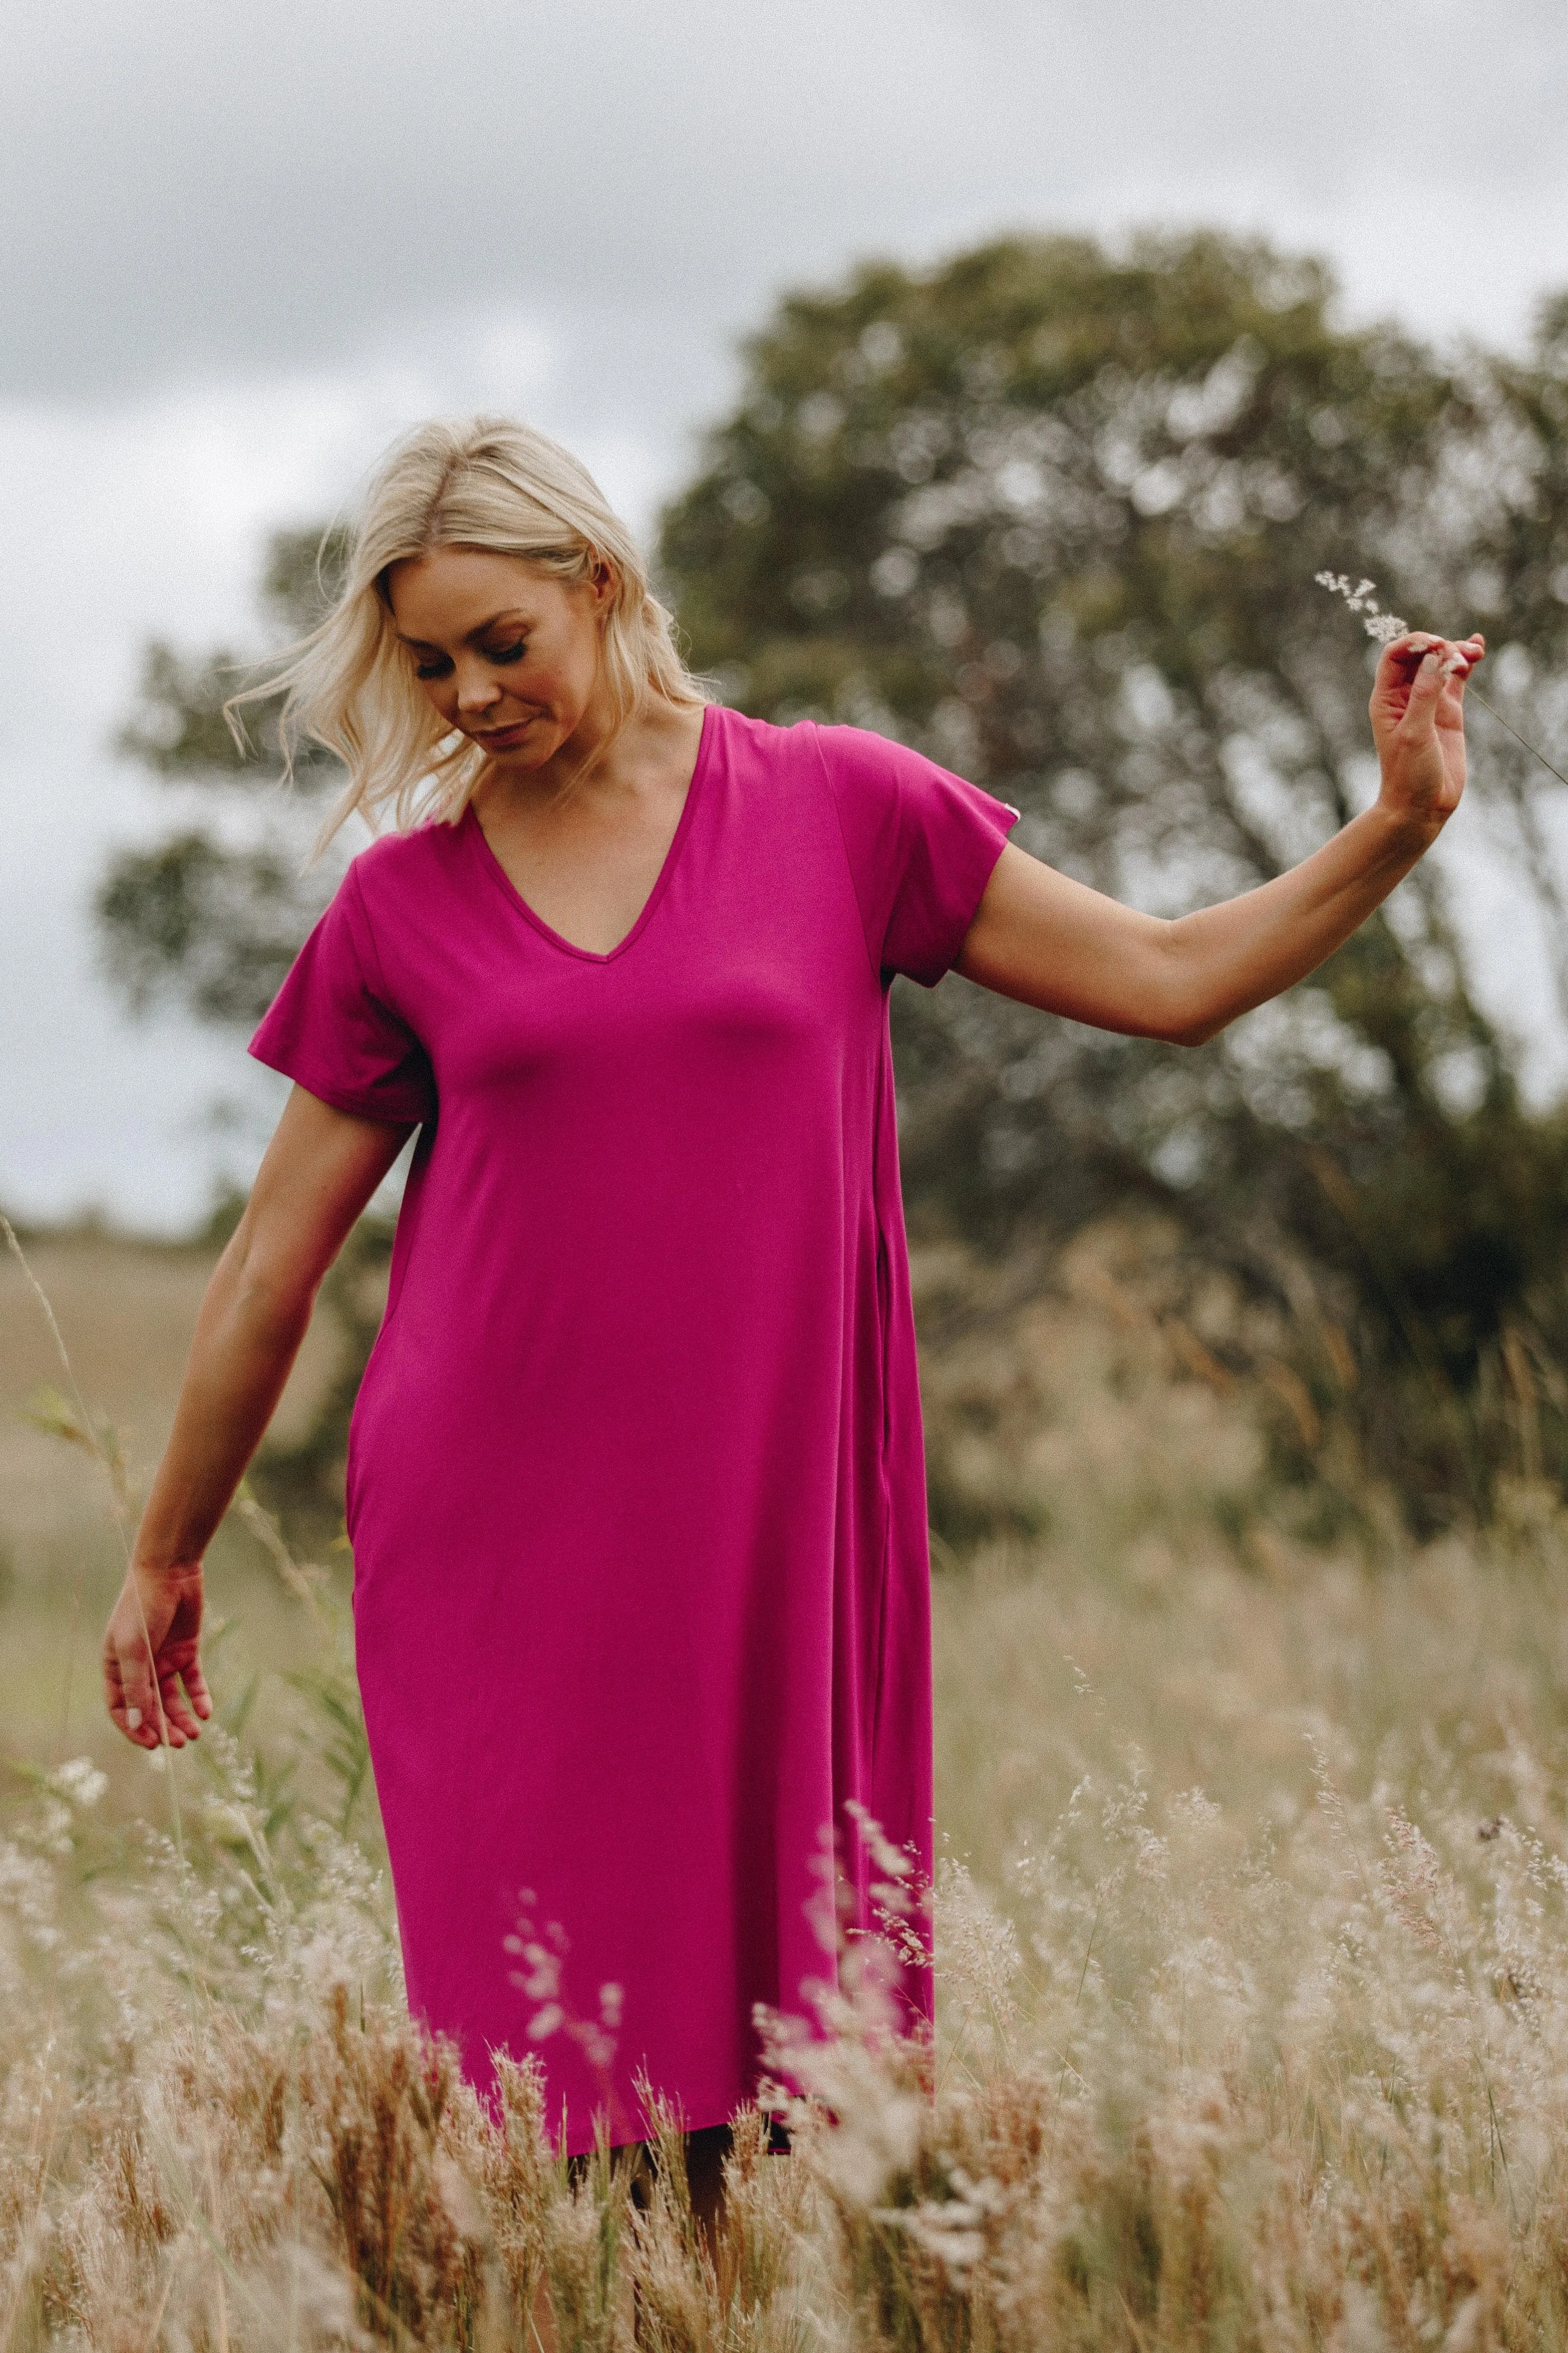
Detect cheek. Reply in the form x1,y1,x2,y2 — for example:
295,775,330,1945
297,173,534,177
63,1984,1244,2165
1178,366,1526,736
530,643,595,713
563,626,608,703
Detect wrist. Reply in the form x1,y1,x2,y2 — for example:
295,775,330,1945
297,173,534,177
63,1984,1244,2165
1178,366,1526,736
1370,791,1445,858
129,1551,204,1587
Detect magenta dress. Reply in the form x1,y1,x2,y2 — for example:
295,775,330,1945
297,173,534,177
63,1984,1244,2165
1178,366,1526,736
249,707,1018,2153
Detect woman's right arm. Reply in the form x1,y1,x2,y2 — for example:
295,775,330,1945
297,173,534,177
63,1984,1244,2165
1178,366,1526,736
103,1084,413,1750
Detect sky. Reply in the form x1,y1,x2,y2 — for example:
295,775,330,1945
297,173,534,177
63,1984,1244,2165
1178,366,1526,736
3,0,1566,1231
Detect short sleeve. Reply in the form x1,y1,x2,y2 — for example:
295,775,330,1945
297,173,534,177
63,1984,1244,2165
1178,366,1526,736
813,724,1020,988
248,862,436,1125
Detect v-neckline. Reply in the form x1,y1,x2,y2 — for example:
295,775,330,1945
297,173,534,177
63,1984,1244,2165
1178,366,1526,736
461,704,716,964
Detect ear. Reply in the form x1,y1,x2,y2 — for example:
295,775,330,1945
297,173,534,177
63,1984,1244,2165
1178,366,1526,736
585,554,618,613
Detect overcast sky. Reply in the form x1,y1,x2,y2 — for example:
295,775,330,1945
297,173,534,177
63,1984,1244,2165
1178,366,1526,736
3,0,1566,1230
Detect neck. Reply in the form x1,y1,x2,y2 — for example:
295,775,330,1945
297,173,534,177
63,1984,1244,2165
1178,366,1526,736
477,688,699,826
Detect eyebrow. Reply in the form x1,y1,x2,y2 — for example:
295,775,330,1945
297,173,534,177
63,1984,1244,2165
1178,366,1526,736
394,608,531,651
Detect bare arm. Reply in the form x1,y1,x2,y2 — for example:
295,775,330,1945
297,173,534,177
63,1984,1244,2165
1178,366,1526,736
955,629,1485,1045
103,1085,412,1749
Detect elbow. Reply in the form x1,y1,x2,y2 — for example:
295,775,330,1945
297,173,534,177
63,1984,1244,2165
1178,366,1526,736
1143,927,1228,1048
1162,1011,1229,1049
217,1224,319,1353
1149,990,1232,1049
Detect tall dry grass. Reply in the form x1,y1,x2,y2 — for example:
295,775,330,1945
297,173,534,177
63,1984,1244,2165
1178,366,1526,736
6,1220,1568,2346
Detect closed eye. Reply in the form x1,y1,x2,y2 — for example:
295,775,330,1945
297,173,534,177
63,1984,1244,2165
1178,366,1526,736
412,638,528,680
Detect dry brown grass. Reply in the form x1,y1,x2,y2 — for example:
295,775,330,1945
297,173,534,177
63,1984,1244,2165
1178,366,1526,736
0,1229,339,1570
6,1220,1568,2346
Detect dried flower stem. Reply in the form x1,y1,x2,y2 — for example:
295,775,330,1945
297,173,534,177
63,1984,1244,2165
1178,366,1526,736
1316,568,1567,790
2,1213,185,1857
1466,685,1568,793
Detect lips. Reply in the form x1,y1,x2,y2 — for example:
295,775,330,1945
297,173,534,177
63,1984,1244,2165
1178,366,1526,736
472,718,535,747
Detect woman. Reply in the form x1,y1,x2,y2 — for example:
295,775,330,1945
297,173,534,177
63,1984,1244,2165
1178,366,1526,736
101,414,1482,2200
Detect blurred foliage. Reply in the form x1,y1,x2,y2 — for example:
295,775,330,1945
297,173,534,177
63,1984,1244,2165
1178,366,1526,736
98,233,1568,1531
99,830,331,1022
659,230,1568,1524
257,1213,397,1546
97,525,352,1017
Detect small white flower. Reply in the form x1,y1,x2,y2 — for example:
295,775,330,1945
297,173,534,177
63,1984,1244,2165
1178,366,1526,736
1316,568,1408,641
49,1758,107,1809
527,2003,563,2041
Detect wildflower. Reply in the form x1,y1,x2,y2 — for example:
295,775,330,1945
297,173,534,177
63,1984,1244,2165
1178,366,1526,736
48,1757,107,1809
1318,564,1568,788
1316,570,1409,642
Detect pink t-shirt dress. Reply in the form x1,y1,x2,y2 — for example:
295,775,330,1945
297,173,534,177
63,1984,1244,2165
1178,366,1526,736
249,706,1018,2154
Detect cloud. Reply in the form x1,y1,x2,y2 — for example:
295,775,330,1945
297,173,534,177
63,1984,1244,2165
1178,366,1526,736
3,0,1566,1222
4,0,1564,400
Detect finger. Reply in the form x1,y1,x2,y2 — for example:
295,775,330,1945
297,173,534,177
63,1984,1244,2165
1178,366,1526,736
103,1651,148,1744
1402,647,1448,725
1386,631,1483,671
156,1666,202,1744
109,1693,157,1747
1377,637,1445,706
113,1641,163,1748
181,1657,214,1722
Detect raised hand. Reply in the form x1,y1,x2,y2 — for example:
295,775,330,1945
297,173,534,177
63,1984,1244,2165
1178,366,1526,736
1371,630,1485,833
102,1562,213,1748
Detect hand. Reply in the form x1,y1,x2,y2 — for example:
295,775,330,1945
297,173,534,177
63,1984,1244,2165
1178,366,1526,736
1371,630,1485,834
102,1561,213,1748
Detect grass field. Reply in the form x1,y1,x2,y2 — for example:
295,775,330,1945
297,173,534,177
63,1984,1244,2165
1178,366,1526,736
5,1220,1568,2347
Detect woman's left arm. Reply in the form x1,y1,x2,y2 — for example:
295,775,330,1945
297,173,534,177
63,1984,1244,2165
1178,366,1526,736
955,630,1485,1045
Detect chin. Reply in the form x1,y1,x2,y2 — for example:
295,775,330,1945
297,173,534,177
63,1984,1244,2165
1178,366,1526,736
482,731,555,768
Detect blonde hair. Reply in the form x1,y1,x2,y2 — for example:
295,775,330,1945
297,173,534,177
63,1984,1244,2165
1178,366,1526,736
234,415,708,852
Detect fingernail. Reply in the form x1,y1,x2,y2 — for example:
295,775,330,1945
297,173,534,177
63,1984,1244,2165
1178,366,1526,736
126,1706,142,1729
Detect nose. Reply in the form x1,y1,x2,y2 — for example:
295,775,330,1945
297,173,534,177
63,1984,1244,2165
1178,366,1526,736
454,660,501,715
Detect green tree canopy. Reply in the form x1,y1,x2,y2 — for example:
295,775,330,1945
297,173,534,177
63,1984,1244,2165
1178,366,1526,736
101,232,1568,1519
657,232,1568,1510
100,526,349,1020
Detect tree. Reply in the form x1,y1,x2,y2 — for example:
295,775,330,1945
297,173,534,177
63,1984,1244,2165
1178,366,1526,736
100,527,350,1021
658,231,1568,1516
101,232,1568,1523
100,525,391,1536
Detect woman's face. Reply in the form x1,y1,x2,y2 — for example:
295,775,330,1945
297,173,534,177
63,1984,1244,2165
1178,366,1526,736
386,545,611,770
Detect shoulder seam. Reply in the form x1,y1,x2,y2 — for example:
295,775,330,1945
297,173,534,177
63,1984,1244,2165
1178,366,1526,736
343,858,401,1012
810,722,888,993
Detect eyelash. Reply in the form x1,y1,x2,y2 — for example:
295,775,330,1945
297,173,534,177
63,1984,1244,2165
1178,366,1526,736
413,639,527,680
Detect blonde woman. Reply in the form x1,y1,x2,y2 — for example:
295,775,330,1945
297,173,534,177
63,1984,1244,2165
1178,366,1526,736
102,415,1482,2216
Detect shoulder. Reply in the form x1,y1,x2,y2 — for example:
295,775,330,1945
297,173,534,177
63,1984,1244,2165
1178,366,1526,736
347,813,468,885
809,720,922,777
707,706,921,803
317,819,471,1002
712,707,912,769
340,813,470,919
711,709,1004,854
703,703,820,772
805,723,943,850
807,722,957,824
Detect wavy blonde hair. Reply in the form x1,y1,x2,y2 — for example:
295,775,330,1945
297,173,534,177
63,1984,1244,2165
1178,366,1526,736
234,415,709,853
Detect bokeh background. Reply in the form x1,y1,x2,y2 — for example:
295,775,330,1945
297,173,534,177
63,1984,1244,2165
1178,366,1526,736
4,0,1566,1228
